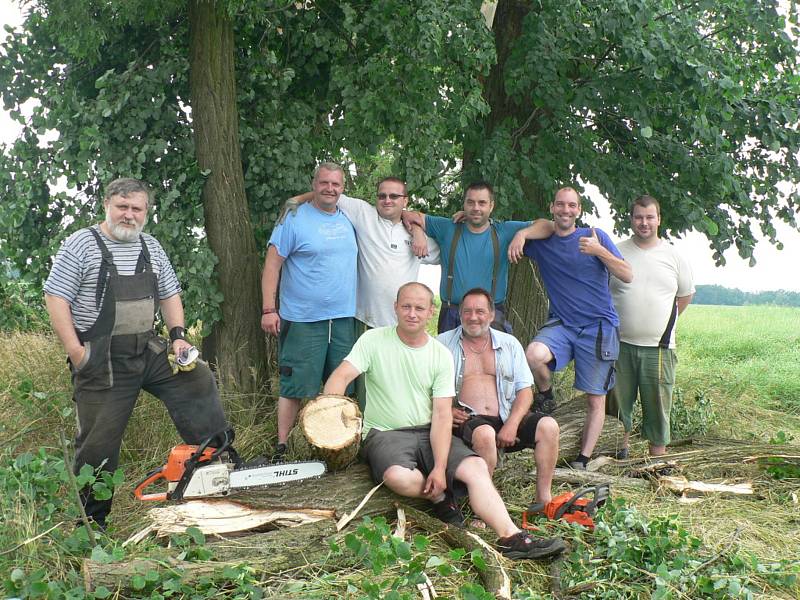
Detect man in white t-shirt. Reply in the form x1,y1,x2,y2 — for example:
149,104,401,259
323,282,566,561
288,177,440,328
608,195,695,457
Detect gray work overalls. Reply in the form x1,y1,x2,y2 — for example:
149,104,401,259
72,228,229,526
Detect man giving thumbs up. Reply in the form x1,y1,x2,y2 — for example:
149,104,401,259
508,187,632,469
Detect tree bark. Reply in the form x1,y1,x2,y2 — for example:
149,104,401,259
189,0,267,392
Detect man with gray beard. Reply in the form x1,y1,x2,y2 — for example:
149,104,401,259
44,178,230,529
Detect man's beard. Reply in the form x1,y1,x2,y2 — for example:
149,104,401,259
106,214,146,242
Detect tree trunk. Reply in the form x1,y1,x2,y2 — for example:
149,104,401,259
189,0,267,392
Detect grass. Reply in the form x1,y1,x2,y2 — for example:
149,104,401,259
1,305,799,598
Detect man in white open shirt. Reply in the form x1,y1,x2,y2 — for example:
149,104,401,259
289,177,440,328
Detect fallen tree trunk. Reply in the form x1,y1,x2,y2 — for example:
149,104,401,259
228,463,428,517
401,505,512,599
85,520,344,592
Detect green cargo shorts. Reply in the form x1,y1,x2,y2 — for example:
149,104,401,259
606,341,677,446
278,317,355,398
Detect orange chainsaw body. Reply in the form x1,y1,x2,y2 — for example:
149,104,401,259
523,484,609,530
134,443,220,501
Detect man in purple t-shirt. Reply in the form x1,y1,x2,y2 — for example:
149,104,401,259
509,187,633,469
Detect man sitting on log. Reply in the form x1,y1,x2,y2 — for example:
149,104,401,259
323,282,566,560
436,288,558,508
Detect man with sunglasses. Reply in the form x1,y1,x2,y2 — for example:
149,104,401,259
287,177,440,329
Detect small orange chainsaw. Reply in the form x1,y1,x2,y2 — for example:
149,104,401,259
522,484,610,530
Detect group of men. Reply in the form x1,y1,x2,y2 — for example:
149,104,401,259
44,167,692,560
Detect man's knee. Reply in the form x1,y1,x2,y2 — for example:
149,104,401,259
535,416,559,445
526,341,551,366
586,394,606,410
471,424,497,450
382,465,416,489
455,455,490,484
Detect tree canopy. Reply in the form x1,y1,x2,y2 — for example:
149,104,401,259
0,0,798,379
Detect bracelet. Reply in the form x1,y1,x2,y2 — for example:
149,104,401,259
169,326,186,343
262,308,278,315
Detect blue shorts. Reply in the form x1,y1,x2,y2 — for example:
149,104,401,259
533,319,619,395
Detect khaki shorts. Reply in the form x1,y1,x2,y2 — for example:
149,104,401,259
361,426,476,497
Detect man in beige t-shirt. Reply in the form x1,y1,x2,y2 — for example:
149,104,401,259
609,195,695,456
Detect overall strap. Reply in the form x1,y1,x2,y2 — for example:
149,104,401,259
490,224,500,301
134,235,152,273
658,298,679,349
88,227,117,311
445,224,464,305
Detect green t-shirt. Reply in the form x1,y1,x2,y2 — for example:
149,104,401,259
344,327,456,438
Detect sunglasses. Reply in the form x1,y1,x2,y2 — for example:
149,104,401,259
376,193,407,201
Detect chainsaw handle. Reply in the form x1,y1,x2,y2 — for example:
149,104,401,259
134,467,168,501
554,484,610,520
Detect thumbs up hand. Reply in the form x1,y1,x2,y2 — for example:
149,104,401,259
579,227,603,256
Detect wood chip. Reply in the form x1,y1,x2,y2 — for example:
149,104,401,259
659,475,753,496
394,507,406,540
464,531,511,600
336,481,384,531
416,572,437,598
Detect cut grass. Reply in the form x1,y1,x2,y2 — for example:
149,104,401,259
1,305,799,598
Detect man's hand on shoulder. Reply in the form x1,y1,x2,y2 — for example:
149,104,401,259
411,226,430,258
400,210,425,233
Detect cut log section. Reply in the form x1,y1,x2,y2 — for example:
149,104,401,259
287,394,362,471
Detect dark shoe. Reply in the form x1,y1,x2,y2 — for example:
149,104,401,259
432,493,465,527
270,443,287,463
532,392,556,415
614,447,629,460
496,531,566,560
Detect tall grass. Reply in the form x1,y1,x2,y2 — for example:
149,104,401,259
1,306,799,598
676,306,800,441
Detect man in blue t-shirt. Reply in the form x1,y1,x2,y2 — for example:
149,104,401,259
402,181,551,333
261,162,358,459
511,187,633,470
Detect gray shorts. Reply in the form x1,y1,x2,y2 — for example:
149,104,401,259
361,426,476,497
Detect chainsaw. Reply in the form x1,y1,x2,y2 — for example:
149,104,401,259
134,433,326,502
522,484,610,530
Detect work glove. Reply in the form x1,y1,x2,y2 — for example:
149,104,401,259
167,346,199,375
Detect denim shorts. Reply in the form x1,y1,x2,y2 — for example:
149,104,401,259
534,319,619,395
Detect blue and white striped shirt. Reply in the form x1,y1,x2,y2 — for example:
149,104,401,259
44,225,181,332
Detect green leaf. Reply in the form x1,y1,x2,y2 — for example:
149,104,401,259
131,574,146,590
640,126,653,139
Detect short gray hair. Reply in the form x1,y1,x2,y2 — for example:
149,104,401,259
312,162,345,182
104,178,153,207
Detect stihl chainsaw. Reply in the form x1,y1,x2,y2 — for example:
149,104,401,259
134,434,326,502
522,484,610,530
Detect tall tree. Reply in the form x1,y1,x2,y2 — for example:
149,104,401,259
188,1,265,388
1,0,798,378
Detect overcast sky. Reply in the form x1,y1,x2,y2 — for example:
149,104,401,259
2,0,798,292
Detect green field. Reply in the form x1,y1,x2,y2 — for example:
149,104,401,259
677,305,800,437
1,305,799,598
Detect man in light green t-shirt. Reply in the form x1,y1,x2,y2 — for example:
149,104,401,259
324,282,566,561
